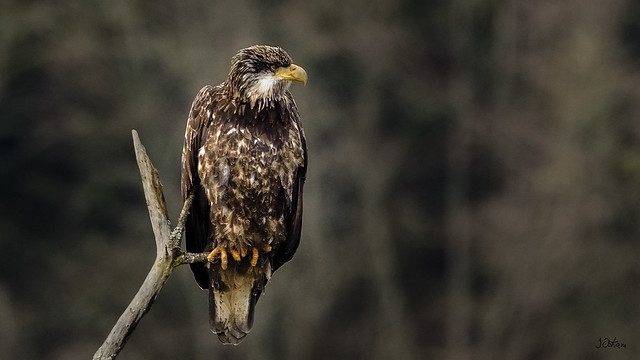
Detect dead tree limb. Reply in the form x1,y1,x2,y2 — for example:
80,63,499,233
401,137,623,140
93,130,206,360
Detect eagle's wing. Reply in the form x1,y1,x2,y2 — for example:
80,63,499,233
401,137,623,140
181,85,219,199
181,85,220,289
272,109,308,272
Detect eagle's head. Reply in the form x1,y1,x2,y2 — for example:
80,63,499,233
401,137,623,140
226,45,308,106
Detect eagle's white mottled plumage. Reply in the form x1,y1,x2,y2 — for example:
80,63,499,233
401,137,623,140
180,45,307,345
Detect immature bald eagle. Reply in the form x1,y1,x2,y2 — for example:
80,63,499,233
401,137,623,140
181,45,307,345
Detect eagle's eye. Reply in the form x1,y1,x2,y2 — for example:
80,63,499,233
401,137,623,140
270,64,279,72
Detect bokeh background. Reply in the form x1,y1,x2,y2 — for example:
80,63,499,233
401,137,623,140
2,0,640,359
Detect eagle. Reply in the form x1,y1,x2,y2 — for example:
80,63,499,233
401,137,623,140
180,45,308,345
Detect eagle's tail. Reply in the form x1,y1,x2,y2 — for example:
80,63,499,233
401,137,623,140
208,265,266,345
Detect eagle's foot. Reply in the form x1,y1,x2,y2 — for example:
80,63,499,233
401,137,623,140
230,249,241,262
249,244,272,267
207,246,229,270
208,244,273,269
250,247,259,267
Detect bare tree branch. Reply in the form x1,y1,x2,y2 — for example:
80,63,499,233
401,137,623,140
93,130,205,360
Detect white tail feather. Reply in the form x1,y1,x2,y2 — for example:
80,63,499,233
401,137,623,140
209,268,259,345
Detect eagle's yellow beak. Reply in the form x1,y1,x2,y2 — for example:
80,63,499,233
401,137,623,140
274,64,308,85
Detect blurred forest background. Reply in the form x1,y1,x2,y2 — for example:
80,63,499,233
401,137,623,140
1,0,640,359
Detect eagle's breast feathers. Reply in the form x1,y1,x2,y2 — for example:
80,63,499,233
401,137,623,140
195,88,304,255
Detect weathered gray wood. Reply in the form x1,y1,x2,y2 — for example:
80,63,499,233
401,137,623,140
132,130,173,257
93,130,200,360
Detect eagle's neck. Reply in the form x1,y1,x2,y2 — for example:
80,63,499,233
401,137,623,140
226,74,291,113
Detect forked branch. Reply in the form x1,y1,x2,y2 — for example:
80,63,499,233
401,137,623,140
93,130,207,360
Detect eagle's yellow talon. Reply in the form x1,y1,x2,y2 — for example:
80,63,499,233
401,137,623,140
241,247,248,258
207,247,221,262
230,249,241,262
263,244,272,252
220,249,228,270
251,247,259,267
207,246,231,269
